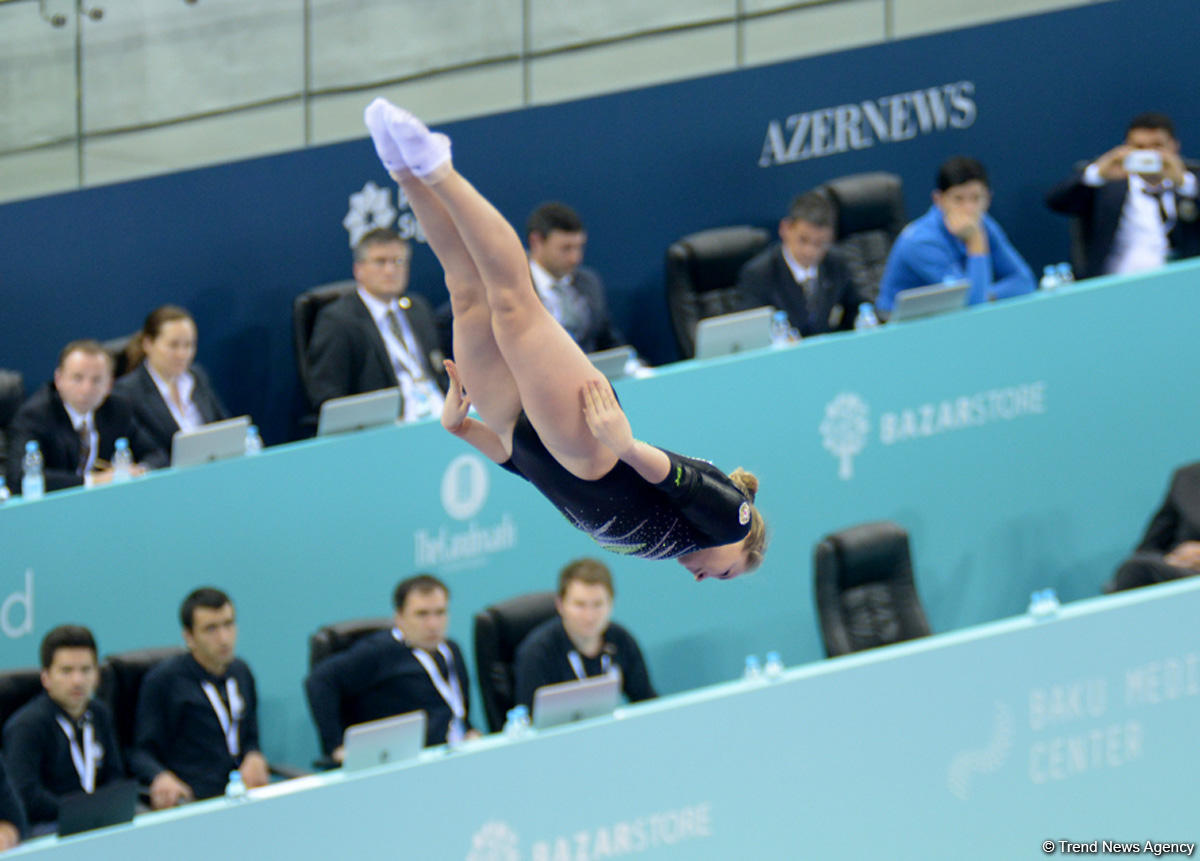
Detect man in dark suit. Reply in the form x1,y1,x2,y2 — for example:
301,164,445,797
305,574,478,761
1046,112,1200,279
737,192,864,336
306,227,448,419
526,202,639,357
6,340,162,494
1105,462,1200,593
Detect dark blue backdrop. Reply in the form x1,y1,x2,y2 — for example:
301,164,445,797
1,0,1195,444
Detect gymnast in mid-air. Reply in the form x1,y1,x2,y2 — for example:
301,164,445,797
363,98,766,581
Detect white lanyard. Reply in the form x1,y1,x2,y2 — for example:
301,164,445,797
200,678,244,758
384,309,431,382
394,629,466,743
55,715,97,794
567,649,616,682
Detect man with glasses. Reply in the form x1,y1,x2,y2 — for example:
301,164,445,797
877,156,1034,313
306,227,448,419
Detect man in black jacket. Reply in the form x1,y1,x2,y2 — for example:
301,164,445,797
306,227,448,419
737,192,864,337
2,626,124,831
6,340,162,493
1046,112,1200,278
1106,462,1200,593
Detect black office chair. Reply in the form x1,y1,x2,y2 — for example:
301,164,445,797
97,646,187,772
472,591,558,733
0,667,43,731
305,617,392,768
291,280,357,413
814,172,905,301
665,226,770,359
101,333,137,381
0,369,25,482
813,521,931,657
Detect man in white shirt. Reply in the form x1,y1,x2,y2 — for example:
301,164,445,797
1046,112,1199,278
6,340,157,493
306,227,448,420
526,202,638,357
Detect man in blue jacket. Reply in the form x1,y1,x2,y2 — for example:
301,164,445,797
878,156,1034,313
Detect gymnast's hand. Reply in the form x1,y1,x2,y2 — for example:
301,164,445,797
441,359,471,434
582,379,633,456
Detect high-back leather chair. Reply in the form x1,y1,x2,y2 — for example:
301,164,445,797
815,172,905,301
0,369,25,482
97,646,186,768
472,591,558,733
307,617,393,671
101,333,137,381
292,280,357,411
665,226,770,359
0,667,43,732
813,521,931,657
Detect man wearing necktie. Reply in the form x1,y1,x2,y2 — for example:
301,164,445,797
305,574,478,763
737,192,867,337
305,227,449,419
5,340,159,495
1047,112,1200,278
526,202,641,357
2,626,124,831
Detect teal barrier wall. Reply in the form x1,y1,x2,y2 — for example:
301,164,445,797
2,261,1198,768
11,577,1200,860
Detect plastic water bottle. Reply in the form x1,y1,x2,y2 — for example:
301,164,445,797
503,705,531,739
224,769,247,801
1039,265,1061,292
769,310,791,348
244,425,264,456
764,651,784,681
1027,588,1061,620
855,303,880,330
742,654,763,681
21,441,44,500
0,477,9,504
111,438,133,483
1055,262,1074,285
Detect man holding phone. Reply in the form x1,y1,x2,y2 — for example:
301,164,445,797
1046,112,1199,278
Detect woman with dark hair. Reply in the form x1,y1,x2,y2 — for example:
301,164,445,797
363,99,766,580
113,306,229,457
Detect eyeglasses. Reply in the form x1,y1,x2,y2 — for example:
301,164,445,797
364,256,410,267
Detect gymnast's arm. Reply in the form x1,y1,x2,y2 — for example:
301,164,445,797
440,360,509,464
581,380,670,483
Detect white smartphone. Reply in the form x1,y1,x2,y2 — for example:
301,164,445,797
1124,149,1163,175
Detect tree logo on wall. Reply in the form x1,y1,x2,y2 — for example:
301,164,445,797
466,820,520,861
343,180,427,247
820,392,870,480
441,454,490,521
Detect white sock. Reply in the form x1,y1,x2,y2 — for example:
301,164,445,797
363,98,406,172
382,104,452,182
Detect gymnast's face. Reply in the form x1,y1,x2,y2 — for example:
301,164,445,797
678,542,749,582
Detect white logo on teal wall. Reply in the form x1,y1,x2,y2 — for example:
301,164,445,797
441,455,490,521
820,392,870,480
946,702,1014,800
467,821,520,861
2,570,33,639
342,181,397,247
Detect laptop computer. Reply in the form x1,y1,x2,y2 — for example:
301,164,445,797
586,346,636,381
692,306,774,360
890,280,969,322
317,387,401,436
57,779,137,837
341,710,427,772
170,415,251,467
531,674,621,730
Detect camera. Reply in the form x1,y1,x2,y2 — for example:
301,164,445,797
1124,149,1163,175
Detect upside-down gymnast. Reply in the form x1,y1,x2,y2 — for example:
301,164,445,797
363,98,766,581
